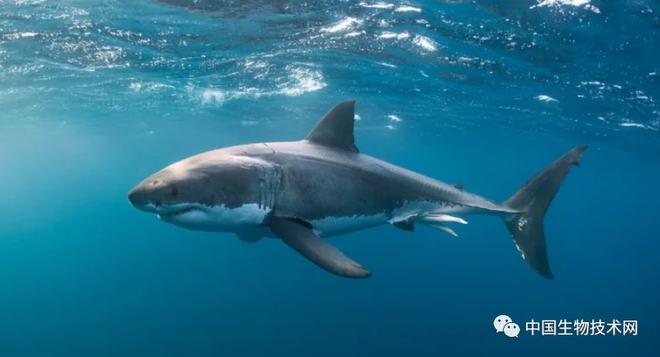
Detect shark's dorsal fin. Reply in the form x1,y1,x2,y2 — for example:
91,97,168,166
305,100,359,153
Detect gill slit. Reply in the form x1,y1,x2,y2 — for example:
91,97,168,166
258,163,281,211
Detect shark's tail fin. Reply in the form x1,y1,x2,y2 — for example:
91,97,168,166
502,145,587,279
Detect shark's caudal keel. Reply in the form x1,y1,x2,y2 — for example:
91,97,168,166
128,100,586,279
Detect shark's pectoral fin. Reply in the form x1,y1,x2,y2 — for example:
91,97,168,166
268,216,371,279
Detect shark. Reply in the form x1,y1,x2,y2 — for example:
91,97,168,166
128,100,586,279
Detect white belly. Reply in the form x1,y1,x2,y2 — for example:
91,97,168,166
310,213,388,237
162,203,270,232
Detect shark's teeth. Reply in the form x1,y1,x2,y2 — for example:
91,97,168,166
423,213,468,225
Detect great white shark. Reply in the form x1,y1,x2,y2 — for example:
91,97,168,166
128,100,586,279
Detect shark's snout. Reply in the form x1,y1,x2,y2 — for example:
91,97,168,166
128,184,158,212
128,186,145,206
128,174,178,212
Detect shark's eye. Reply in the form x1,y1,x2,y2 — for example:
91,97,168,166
171,187,178,197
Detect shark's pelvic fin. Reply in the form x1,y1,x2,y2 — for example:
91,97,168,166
392,217,415,232
305,100,359,153
503,145,587,279
268,216,371,278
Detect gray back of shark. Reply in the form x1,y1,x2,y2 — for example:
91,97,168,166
129,100,586,279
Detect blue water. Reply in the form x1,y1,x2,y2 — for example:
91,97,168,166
1,0,658,355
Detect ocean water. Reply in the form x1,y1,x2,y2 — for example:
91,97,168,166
0,0,658,355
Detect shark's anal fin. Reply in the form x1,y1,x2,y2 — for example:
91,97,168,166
305,100,359,153
268,216,371,278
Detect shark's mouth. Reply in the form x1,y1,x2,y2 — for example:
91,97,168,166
159,207,194,218
156,205,203,219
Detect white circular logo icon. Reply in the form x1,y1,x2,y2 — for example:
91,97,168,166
493,314,512,333
503,322,520,338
